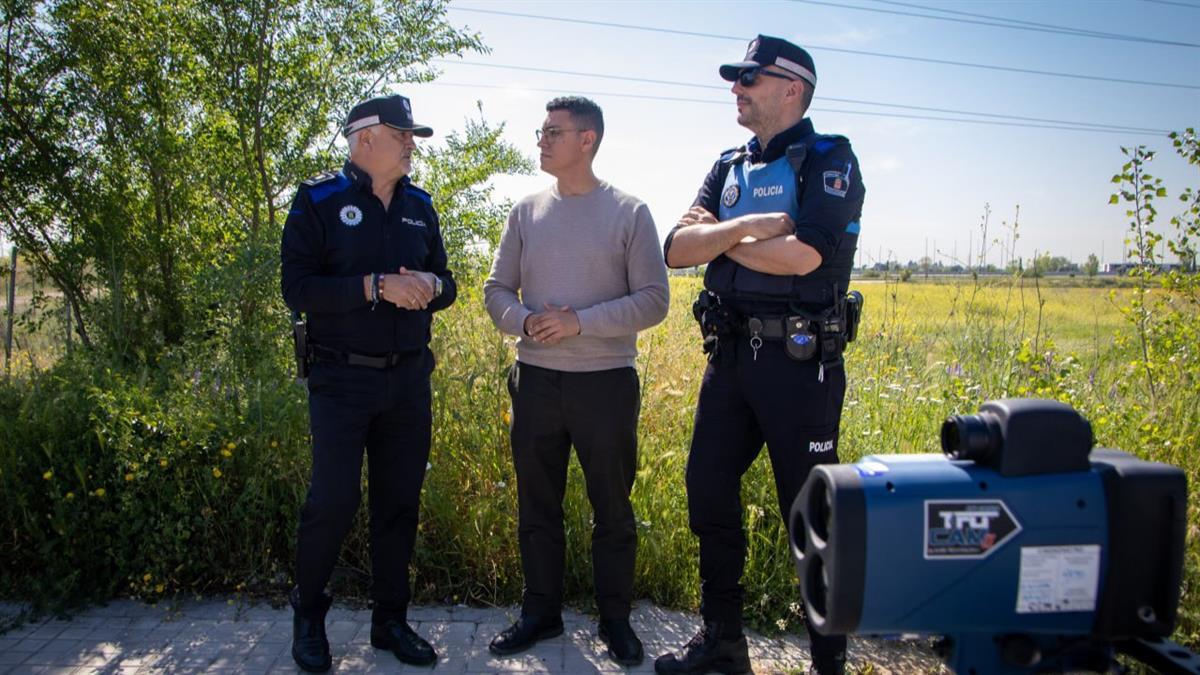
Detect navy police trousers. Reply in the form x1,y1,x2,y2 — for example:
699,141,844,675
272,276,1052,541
686,336,847,666
295,350,434,625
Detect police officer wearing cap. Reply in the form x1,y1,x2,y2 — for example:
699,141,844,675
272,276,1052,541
281,94,457,672
655,36,864,675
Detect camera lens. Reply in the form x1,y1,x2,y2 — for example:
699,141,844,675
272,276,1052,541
942,412,1001,462
804,553,828,619
789,506,808,562
807,477,832,546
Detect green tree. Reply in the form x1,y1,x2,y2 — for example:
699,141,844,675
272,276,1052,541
0,0,489,367
1109,143,1168,401
416,112,534,279
1084,253,1099,278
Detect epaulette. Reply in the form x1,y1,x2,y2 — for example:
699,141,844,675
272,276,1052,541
811,134,850,156
405,184,433,206
302,170,338,186
305,172,351,205
719,145,749,164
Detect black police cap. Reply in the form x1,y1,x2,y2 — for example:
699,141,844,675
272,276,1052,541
720,34,817,88
342,94,433,138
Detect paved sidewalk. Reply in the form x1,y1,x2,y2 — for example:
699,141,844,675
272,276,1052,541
0,599,941,674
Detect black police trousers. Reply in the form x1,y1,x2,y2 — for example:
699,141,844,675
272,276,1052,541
686,336,847,663
295,350,434,624
507,362,640,619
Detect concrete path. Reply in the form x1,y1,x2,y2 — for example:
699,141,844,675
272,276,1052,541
0,599,941,674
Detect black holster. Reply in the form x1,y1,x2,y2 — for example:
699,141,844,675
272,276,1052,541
692,291,734,356
292,311,311,380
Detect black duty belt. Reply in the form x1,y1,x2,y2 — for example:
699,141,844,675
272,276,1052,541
734,315,809,339
311,344,418,369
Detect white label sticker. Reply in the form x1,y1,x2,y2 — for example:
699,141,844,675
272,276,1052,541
1016,545,1100,614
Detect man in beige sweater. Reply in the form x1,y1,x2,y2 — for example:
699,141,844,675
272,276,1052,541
484,96,669,667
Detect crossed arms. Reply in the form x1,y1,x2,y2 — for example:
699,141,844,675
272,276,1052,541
664,206,823,276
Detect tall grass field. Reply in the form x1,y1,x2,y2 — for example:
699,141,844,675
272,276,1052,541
1,274,1196,647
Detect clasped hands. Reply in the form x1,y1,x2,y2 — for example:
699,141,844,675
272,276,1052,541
367,267,438,310
522,304,580,345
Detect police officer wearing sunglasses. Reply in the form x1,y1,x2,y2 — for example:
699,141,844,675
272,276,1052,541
281,94,457,672
656,35,864,675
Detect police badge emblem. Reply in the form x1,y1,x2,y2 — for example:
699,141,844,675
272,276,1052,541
339,205,363,227
722,184,740,208
823,170,849,198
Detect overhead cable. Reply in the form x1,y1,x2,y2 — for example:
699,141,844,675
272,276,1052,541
426,82,1169,137
449,8,1200,90
434,60,1173,135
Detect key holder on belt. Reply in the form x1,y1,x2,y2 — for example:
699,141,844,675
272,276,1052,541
747,317,763,361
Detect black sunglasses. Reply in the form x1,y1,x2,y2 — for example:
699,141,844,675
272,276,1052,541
738,66,798,87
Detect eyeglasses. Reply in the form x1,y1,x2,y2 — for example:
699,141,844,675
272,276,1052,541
535,127,584,142
737,66,798,87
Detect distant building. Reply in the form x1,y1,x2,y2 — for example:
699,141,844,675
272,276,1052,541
1106,262,1183,275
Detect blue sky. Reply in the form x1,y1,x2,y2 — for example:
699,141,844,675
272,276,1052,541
402,0,1197,268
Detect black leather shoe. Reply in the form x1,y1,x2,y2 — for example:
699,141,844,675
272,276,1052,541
290,587,332,673
488,615,565,656
370,619,437,666
599,617,644,666
654,622,752,674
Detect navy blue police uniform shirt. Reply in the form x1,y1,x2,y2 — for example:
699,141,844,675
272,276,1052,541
281,161,457,356
665,118,864,315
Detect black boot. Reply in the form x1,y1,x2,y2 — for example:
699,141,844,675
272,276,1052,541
654,621,752,674
290,587,332,673
805,603,846,675
808,632,847,675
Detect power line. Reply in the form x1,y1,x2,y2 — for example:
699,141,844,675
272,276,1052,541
449,8,1200,91
1140,0,1200,8
427,82,1168,137
865,0,1188,41
793,0,1200,48
435,60,1172,135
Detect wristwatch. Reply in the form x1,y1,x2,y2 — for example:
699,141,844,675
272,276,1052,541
433,275,443,298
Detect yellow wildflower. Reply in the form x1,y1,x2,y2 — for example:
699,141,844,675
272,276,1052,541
66,492,75,500
155,583,165,594
42,470,52,480
94,488,106,497
221,449,232,458
226,442,236,451
270,440,278,448
159,458,169,468
212,467,222,479
125,473,134,482
143,573,152,582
